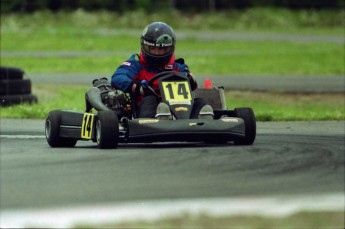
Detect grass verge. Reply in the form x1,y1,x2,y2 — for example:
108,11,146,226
1,10,343,120
1,33,343,76
0,85,343,121
73,211,344,229
1,9,344,76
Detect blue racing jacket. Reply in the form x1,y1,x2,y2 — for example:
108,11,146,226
111,52,197,103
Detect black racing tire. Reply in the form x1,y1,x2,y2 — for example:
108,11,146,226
234,108,256,145
96,111,119,149
0,67,24,80
204,139,229,144
0,79,32,95
0,94,38,106
45,110,77,148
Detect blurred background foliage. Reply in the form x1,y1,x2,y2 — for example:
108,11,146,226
1,0,344,13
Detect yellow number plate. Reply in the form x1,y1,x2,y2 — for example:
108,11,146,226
81,113,95,139
162,81,191,104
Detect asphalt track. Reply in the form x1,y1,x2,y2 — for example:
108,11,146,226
1,29,344,227
1,73,345,227
1,119,344,210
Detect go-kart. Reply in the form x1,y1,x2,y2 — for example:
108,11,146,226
45,72,256,148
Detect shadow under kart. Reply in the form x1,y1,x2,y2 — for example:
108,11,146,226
45,72,256,149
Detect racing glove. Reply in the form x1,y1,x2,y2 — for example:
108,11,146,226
131,80,156,96
176,58,198,91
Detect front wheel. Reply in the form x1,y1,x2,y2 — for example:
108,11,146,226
234,108,256,145
96,111,119,149
45,110,77,147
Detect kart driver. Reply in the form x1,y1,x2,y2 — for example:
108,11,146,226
111,21,213,119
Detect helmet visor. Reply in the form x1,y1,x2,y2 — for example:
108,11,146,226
143,44,172,56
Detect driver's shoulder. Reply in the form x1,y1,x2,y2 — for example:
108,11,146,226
175,58,185,65
121,54,143,69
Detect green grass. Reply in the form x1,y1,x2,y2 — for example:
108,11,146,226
0,9,344,120
1,40,343,75
1,10,344,76
74,211,344,229
1,8,343,31
1,34,343,76
226,91,345,121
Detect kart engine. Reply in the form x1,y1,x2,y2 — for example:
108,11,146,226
85,77,129,115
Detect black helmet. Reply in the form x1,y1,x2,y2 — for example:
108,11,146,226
141,22,176,67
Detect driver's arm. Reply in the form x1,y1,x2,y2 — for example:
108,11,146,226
185,72,198,91
111,55,140,93
177,64,198,91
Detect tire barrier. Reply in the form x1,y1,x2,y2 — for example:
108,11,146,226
0,79,32,95
0,67,38,106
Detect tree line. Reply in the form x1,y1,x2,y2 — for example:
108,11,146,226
1,0,343,13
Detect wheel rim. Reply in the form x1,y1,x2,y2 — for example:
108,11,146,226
96,120,101,144
45,119,51,139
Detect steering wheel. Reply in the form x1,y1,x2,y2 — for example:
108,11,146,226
147,71,188,86
142,71,189,98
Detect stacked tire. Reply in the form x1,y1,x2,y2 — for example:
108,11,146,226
0,67,38,106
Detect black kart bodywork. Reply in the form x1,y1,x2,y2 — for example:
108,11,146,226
45,72,256,148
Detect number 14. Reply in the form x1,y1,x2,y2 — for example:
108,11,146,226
163,82,191,101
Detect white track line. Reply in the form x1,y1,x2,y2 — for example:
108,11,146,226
0,135,45,139
1,194,344,228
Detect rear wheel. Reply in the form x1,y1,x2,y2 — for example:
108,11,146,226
96,111,119,149
45,110,77,147
234,108,256,145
